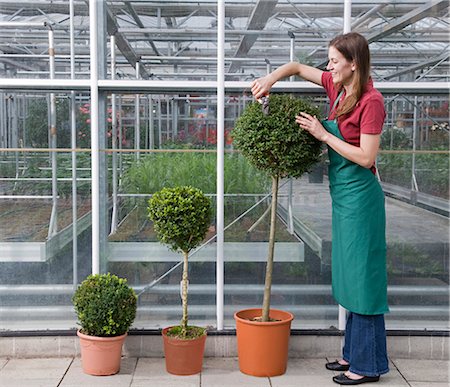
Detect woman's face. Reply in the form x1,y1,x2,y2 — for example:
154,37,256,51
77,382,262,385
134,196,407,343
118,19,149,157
326,46,355,86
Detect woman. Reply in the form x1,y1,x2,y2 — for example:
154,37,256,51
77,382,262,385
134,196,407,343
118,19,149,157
251,32,389,386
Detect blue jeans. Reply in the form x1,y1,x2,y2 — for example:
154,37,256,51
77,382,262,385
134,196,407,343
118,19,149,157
342,312,389,377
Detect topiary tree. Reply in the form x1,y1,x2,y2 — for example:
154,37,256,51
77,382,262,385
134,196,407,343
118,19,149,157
72,273,137,337
148,186,212,338
232,94,322,322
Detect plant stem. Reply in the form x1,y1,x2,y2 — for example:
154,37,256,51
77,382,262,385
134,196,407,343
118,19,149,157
181,250,189,337
262,175,279,322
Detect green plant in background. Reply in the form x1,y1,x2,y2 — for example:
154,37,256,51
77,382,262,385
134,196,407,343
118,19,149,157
148,186,212,339
387,243,445,278
7,152,92,197
415,153,449,198
0,157,17,178
380,126,411,150
72,273,137,337
120,152,271,228
232,94,322,321
121,152,270,195
26,97,72,148
25,97,123,149
378,126,449,198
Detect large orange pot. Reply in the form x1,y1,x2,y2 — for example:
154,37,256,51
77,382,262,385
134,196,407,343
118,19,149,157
234,308,294,377
77,330,127,376
162,326,207,375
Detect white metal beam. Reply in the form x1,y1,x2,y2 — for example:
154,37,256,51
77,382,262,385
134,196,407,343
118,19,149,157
1,78,449,94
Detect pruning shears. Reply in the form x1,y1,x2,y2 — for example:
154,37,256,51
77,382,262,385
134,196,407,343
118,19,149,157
260,95,270,116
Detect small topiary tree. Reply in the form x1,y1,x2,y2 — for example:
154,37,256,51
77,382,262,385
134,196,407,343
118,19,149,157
232,94,322,322
148,186,212,338
72,273,137,337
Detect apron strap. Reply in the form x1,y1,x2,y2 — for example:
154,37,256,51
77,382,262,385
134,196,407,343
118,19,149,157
329,89,345,119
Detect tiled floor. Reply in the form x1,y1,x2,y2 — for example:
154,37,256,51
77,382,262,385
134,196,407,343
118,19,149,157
0,357,448,387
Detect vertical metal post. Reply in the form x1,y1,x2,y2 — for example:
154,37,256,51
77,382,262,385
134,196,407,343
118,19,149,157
411,96,419,201
158,97,162,147
149,96,154,149
12,95,19,188
172,98,178,139
69,0,78,287
287,31,295,234
0,92,5,149
265,58,272,74
343,0,352,33
166,96,170,141
288,31,295,81
156,8,161,28
110,34,118,234
118,95,123,173
206,95,209,143
89,0,100,275
216,0,225,331
47,24,58,238
135,61,140,159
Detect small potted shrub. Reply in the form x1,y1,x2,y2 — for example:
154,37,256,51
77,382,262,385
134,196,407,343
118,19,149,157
148,185,212,375
232,94,321,376
72,273,137,376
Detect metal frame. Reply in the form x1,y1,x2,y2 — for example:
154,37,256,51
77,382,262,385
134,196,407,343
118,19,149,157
0,1,448,81
0,0,448,333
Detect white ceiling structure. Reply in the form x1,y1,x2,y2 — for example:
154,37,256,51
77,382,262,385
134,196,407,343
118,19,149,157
0,0,448,82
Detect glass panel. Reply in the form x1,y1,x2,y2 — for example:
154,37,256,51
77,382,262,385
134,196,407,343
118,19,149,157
0,92,93,330
0,0,448,333
379,94,449,330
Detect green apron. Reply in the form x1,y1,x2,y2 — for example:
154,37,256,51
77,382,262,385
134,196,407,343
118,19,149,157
322,93,389,315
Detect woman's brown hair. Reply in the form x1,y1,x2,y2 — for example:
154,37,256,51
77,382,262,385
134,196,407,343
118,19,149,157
329,32,370,117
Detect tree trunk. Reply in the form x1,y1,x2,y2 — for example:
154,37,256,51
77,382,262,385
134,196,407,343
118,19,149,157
261,175,279,322
181,250,189,337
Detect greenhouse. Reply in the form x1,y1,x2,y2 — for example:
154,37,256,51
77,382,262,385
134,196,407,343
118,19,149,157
0,0,448,372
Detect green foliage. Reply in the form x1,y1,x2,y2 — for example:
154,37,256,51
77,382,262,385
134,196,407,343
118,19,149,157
148,186,212,254
148,186,212,338
72,273,137,337
380,127,411,150
378,152,449,198
7,153,92,197
232,94,322,178
121,152,270,195
378,126,449,198
26,97,72,148
387,243,445,277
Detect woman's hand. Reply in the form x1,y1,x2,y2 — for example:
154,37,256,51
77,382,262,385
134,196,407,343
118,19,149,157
251,75,274,100
296,112,329,142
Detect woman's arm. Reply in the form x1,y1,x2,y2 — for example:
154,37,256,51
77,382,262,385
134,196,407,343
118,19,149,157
252,62,323,99
296,112,380,169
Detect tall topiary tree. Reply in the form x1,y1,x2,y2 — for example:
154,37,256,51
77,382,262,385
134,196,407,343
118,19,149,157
148,186,212,338
232,94,322,322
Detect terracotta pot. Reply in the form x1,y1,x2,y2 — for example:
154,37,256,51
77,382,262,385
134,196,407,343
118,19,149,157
234,308,294,377
162,326,207,375
77,330,127,376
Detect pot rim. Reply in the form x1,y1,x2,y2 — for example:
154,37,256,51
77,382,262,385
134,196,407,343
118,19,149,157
77,329,127,341
234,308,294,326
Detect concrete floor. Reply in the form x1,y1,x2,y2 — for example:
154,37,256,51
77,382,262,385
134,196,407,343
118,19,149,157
0,356,449,387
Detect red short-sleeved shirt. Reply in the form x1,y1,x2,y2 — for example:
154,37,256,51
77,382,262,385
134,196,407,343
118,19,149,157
321,71,386,173
321,71,385,145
